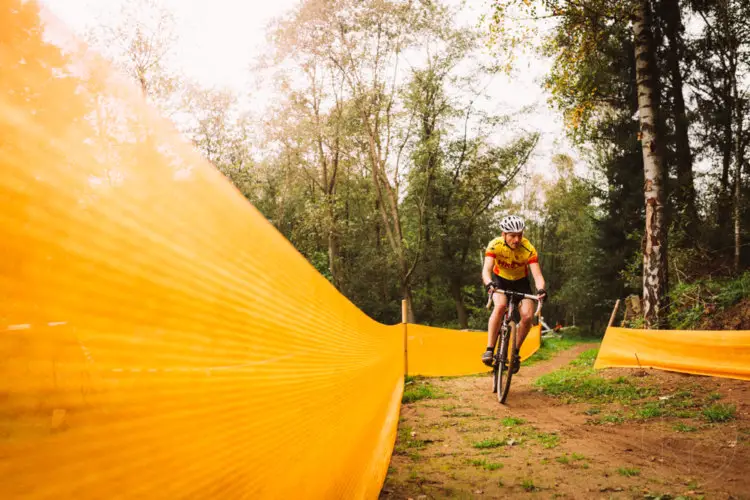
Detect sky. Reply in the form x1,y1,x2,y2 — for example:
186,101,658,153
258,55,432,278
41,0,581,200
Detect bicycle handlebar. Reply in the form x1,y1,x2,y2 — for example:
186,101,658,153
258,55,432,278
485,288,544,316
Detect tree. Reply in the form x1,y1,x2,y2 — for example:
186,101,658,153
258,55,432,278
633,0,669,327
687,0,750,271
86,0,181,113
487,0,671,327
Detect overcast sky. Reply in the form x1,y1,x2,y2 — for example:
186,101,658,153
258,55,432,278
41,0,581,200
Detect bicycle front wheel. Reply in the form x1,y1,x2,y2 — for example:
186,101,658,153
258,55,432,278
498,322,517,404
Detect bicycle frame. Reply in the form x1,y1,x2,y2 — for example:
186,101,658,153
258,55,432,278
486,288,542,403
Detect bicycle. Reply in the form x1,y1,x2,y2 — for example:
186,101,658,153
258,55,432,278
485,289,542,404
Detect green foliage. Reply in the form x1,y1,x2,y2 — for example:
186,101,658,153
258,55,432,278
468,459,503,470
525,335,594,365
471,438,505,449
536,349,656,403
501,417,526,427
702,403,736,423
520,478,537,492
669,272,750,329
402,380,443,404
617,467,641,477
673,423,697,433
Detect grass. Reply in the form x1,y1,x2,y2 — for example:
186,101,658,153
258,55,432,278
472,438,505,449
596,413,625,424
524,333,595,366
402,378,443,404
520,478,537,492
673,422,697,432
617,467,641,477
556,455,570,464
501,416,526,427
668,271,750,329
702,403,736,422
535,349,658,404
394,426,428,455
536,432,560,449
468,458,503,471
637,402,666,419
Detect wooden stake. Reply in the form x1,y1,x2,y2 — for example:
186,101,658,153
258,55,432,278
608,299,621,328
402,299,408,376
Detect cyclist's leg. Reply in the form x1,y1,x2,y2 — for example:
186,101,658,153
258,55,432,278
487,291,508,348
516,298,535,350
483,275,508,365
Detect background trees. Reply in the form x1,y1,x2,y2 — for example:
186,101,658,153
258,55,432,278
83,0,749,330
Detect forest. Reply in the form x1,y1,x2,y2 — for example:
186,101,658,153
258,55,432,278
84,0,750,333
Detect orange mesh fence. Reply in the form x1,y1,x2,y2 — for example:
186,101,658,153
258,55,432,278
0,2,404,497
594,327,750,381
407,324,541,377
0,2,545,497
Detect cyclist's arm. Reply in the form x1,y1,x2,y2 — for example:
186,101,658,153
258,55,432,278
529,262,545,291
482,256,495,286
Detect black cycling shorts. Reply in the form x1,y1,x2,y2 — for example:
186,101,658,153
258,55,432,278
491,274,533,296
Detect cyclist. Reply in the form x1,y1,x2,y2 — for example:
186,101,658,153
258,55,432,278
481,215,547,372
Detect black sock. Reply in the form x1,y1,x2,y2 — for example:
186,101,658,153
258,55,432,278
486,346,494,351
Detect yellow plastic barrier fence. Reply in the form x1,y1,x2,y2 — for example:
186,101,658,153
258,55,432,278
407,324,541,377
594,327,750,381
1,1,548,497
1,2,403,498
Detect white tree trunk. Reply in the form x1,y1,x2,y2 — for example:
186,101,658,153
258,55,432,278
633,0,669,328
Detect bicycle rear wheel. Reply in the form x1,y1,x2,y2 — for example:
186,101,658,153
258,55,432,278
498,322,517,404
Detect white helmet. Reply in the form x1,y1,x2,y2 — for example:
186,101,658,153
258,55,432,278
500,215,525,233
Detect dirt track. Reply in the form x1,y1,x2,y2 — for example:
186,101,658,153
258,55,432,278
381,344,750,499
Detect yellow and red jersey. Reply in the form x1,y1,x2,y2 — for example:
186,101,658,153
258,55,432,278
485,236,539,280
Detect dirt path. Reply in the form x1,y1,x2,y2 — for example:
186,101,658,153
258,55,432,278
381,344,750,499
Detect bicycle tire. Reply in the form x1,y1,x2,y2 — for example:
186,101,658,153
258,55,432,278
499,322,517,404
492,324,505,393
495,323,511,403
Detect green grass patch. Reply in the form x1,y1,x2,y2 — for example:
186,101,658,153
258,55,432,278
707,392,722,401
536,432,560,449
402,380,443,404
468,458,503,471
393,426,428,455
637,402,666,419
472,438,505,449
673,422,697,432
524,334,595,365
669,271,750,329
617,467,641,477
501,416,526,427
599,413,626,424
584,406,601,415
520,478,537,492
536,349,659,404
569,348,599,367
571,452,587,461
556,455,569,464
702,403,736,422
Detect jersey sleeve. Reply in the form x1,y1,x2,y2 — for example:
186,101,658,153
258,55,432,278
527,241,539,264
485,237,500,258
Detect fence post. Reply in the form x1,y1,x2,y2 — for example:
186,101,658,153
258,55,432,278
608,299,621,328
401,299,408,377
